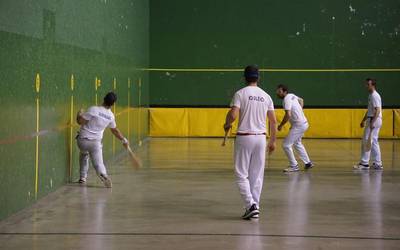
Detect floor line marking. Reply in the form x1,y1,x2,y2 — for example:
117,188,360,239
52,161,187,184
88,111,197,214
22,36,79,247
0,232,399,240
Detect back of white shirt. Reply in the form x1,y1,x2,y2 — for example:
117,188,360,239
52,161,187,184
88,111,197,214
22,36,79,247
367,91,382,118
283,93,307,125
79,106,116,140
231,86,274,134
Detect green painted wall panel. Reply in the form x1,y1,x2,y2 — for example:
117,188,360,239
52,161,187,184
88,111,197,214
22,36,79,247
149,0,400,107
0,0,149,220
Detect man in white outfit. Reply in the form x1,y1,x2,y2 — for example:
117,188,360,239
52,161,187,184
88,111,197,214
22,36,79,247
76,92,129,188
354,78,383,170
224,65,277,220
276,84,313,172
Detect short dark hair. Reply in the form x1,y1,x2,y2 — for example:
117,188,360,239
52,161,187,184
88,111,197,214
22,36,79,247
277,84,289,93
366,78,377,86
104,92,117,107
244,65,259,83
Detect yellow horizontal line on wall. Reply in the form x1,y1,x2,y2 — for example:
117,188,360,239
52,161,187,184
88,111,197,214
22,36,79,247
139,68,400,72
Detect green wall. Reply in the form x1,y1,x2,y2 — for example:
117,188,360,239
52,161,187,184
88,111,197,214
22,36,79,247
0,0,149,220
149,0,400,107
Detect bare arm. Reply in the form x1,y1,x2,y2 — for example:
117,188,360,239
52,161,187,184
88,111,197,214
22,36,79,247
278,110,291,131
110,127,129,145
267,110,277,153
224,106,239,131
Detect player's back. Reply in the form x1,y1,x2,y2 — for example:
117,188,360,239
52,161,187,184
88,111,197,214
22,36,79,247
232,86,274,134
79,106,116,140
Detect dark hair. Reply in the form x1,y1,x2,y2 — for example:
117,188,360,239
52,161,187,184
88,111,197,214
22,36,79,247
366,78,377,86
104,92,117,107
244,65,259,83
277,84,289,93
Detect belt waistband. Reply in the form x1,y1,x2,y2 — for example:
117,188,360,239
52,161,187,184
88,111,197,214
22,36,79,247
236,132,266,136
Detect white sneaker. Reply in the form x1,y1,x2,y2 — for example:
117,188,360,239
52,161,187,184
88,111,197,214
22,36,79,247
372,163,383,170
353,163,369,170
78,178,86,184
283,166,300,173
99,174,112,188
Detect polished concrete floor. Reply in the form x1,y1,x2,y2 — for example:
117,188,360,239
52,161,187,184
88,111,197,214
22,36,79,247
0,138,400,250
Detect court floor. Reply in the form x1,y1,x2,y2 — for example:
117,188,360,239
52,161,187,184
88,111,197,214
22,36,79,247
0,138,399,250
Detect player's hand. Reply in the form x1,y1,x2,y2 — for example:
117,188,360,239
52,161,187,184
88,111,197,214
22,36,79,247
121,137,129,146
223,123,231,132
360,121,365,128
277,124,283,131
267,141,276,154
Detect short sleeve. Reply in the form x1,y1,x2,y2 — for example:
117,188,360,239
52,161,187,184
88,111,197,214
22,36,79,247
372,95,381,108
283,97,292,111
267,96,274,111
108,118,117,129
230,92,241,108
81,107,95,120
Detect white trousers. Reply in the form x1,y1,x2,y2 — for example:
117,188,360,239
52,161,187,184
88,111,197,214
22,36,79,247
77,138,108,179
234,135,266,209
361,117,382,165
282,123,311,167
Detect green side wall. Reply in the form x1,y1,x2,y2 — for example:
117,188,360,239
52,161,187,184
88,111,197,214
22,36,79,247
149,0,400,107
0,0,149,220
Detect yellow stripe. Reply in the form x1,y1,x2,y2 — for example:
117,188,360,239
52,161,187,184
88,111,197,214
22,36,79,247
69,95,74,182
127,78,131,140
139,68,400,72
35,97,39,199
138,78,142,146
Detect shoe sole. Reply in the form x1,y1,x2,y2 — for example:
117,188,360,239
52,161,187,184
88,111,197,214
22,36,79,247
251,214,259,219
283,169,300,173
353,165,370,170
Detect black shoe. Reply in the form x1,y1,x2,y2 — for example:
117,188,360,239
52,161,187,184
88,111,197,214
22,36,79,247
242,204,259,220
304,162,314,170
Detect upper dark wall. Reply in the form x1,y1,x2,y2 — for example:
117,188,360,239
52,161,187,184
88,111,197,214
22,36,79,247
149,0,400,107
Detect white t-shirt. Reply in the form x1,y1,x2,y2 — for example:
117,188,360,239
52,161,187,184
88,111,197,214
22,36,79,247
79,106,116,140
367,91,382,118
230,86,274,134
283,93,307,125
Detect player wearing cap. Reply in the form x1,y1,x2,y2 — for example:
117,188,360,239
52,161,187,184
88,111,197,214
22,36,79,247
76,92,129,188
224,65,277,220
276,84,313,172
354,78,383,170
